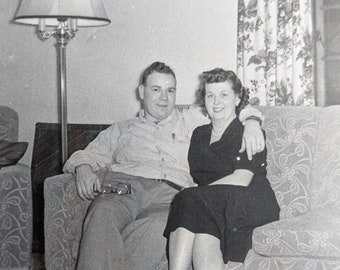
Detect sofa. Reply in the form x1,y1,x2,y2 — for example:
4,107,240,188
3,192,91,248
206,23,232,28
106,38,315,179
0,106,31,270
30,122,110,257
44,105,340,270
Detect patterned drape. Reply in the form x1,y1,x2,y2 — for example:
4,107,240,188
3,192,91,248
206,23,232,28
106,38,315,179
237,0,315,106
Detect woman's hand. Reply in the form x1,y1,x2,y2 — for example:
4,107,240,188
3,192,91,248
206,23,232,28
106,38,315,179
75,165,101,200
240,119,265,160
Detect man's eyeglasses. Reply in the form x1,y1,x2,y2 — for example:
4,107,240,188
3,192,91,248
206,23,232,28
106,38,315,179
95,183,131,195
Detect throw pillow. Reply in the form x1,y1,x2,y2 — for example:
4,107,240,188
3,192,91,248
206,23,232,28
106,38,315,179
0,140,28,169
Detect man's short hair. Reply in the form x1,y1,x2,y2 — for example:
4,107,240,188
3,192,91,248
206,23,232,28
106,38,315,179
140,62,176,86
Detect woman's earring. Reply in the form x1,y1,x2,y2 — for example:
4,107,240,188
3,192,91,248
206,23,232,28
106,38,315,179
236,97,241,106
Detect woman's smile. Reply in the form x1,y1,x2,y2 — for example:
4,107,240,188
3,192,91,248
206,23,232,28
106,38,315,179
213,107,224,113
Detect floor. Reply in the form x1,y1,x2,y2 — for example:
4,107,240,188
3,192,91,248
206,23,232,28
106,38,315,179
31,253,46,270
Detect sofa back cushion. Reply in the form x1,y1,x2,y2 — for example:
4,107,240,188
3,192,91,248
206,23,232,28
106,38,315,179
0,106,18,142
311,105,340,210
257,106,322,219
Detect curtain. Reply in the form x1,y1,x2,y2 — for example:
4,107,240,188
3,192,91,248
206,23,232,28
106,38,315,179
237,0,315,106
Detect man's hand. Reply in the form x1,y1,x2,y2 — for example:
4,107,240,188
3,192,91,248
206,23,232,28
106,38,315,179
75,165,101,200
240,119,265,160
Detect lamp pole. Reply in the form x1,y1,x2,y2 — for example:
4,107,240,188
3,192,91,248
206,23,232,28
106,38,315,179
39,19,77,163
58,28,68,163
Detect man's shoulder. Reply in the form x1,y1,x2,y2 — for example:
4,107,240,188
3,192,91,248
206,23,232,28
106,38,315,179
113,115,139,125
105,116,140,132
175,105,208,121
176,105,202,113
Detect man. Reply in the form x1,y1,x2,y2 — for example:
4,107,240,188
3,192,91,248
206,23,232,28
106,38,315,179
63,62,264,270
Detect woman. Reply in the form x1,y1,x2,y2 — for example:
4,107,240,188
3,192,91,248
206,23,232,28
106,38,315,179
164,69,280,270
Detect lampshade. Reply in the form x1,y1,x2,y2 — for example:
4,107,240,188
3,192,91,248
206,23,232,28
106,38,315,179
14,0,111,27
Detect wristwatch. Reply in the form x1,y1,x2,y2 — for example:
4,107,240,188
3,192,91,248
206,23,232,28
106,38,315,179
244,115,262,126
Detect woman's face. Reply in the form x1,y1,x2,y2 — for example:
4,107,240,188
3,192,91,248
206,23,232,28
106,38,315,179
204,81,240,122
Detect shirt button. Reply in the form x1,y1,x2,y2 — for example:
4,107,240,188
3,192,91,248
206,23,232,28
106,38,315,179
236,156,241,161
232,227,237,232
161,158,165,162
163,174,167,178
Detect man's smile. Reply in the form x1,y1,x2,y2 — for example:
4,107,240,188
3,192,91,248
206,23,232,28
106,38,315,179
157,103,169,108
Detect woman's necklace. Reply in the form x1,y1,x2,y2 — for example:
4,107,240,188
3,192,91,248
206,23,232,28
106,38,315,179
212,126,225,134
210,117,234,144
210,127,225,144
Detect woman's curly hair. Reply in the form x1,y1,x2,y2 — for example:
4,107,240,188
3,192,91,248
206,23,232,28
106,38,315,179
198,68,249,116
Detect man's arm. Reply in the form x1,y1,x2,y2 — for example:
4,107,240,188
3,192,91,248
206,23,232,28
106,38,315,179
239,106,265,160
63,124,121,200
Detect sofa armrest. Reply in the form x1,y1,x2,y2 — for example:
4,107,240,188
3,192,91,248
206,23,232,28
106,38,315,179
44,173,91,270
0,164,31,269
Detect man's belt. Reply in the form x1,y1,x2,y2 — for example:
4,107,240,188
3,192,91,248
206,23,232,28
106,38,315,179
154,179,184,191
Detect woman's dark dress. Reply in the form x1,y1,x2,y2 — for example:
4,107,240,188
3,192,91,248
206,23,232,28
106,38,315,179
164,118,280,263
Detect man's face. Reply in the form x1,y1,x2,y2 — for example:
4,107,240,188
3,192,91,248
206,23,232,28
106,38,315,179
138,72,176,122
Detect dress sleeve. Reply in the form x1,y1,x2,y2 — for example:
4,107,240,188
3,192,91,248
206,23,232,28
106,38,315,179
63,123,121,174
232,130,267,175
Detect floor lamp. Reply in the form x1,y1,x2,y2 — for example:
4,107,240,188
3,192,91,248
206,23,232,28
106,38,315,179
14,0,111,164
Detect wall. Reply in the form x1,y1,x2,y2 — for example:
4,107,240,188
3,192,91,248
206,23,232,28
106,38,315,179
0,0,238,165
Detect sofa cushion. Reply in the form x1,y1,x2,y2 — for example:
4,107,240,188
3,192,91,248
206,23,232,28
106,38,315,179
0,140,28,169
252,208,340,260
245,249,340,270
311,105,340,210
0,106,18,142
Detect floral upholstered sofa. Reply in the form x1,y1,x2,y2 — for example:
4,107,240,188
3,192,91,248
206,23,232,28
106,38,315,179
44,105,340,270
0,106,31,270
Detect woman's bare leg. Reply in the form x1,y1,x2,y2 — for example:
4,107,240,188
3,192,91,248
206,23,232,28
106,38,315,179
169,227,195,270
192,234,225,270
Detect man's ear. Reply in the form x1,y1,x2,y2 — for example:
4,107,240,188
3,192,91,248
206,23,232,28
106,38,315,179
138,85,145,100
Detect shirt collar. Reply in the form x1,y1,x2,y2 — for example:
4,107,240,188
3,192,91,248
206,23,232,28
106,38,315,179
138,109,179,126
